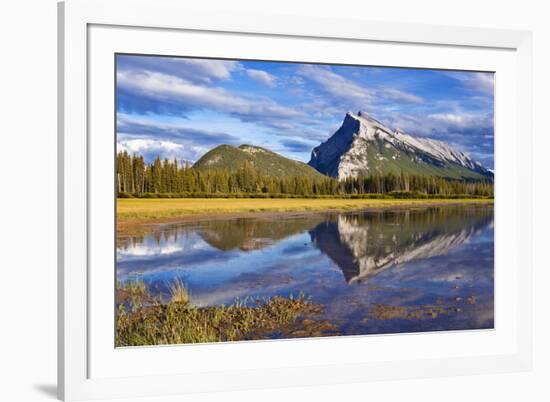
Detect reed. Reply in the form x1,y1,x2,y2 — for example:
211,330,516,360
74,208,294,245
169,278,190,304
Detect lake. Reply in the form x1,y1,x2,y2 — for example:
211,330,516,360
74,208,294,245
116,204,494,336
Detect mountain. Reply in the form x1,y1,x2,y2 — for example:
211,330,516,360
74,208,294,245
308,112,493,181
193,144,326,179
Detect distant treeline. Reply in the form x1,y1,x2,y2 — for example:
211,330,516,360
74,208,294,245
116,151,494,198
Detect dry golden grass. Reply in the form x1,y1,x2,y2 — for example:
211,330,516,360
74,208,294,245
116,197,493,222
169,279,190,304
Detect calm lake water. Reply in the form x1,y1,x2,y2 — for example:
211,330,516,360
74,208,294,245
116,204,494,335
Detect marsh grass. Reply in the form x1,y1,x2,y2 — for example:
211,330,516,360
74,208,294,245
117,280,146,296
169,278,190,304
116,280,150,310
115,281,322,346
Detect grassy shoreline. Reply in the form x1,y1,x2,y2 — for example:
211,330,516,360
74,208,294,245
117,197,494,224
116,281,334,346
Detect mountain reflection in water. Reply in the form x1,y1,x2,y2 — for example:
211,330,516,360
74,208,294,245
309,207,492,284
117,204,494,335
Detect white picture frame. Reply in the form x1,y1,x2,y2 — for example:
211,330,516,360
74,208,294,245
58,0,533,400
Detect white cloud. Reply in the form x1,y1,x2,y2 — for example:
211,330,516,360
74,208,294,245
379,108,494,167
299,65,374,105
117,113,238,144
427,113,467,125
446,71,494,95
117,138,183,155
298,65,423,107
378,87,423,104
426,112,493,131
177,58,241,81
246,69,277,87
468,73,494,94
117,134,211,163
117,69,301,121
118,69,244,111
116,113,242,163
117,244,184,257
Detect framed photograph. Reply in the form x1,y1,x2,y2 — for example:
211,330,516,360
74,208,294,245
58,0,533,400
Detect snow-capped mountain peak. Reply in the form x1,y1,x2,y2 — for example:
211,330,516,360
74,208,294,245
308,111,493,180
348,111,394,140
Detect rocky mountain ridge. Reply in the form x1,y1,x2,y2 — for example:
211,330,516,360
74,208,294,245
308,111,493,180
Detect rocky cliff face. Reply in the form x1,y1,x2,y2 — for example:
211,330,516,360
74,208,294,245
308,112,493,180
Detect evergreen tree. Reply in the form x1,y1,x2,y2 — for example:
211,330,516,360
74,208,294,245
115,151,494,198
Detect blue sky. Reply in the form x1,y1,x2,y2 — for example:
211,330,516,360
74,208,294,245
116,55,494,169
